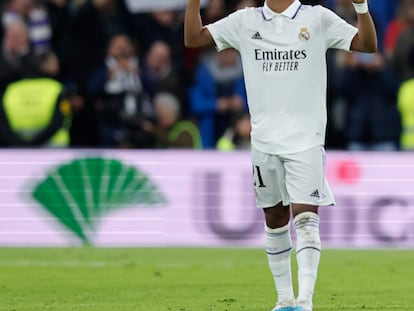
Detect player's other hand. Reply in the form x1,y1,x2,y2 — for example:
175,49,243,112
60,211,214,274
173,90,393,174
352,0,366,4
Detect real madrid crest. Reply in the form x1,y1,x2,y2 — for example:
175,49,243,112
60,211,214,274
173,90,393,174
299,27,310,42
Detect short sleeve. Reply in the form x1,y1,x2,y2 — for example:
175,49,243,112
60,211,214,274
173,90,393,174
205,9,245,51
320,7,358,51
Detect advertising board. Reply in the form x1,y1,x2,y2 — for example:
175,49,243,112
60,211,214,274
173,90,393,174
0,150,413,248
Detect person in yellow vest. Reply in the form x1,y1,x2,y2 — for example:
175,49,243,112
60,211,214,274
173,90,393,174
0,62,72,147
216,111,251,151
398,77,414,150
141,92,202,149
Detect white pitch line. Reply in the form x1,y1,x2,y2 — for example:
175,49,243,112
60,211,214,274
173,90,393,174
0,260,241,269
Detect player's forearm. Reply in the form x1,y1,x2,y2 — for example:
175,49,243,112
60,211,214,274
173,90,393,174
184,0,213,48
351,0,377,52
355,12,377,52
184,0,203,47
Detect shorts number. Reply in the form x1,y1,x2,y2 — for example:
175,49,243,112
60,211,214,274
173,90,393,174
253,165,266,188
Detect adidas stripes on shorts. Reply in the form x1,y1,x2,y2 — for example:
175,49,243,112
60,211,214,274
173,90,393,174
251,145,335,208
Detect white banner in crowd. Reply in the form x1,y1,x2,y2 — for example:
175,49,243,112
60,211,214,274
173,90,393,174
125,0,208,12
0,150,414,248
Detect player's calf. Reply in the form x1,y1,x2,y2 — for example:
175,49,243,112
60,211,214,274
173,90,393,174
293,211,321,311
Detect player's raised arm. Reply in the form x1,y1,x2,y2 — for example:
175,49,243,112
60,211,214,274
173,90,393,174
350,0,378,52
184,0,214,48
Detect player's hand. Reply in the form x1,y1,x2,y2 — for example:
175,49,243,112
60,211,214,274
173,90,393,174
352,0,366,3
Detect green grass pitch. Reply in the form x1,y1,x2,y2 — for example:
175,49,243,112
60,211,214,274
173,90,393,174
0,248,413,310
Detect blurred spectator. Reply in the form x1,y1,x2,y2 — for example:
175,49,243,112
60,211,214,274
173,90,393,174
44,0,72,64
2,0,53,53
368,0,399,47
0,51,72,147
0,0,408,151
339,52,401,151
189,48,247,148
142,92,202,149
128,9,184,69
183,0,228,75
0,20,38,91
325,9,356,150
37,49,85,121
88,33,152,148
384,0,414,58
216,111,251,151
397,78,414,150
393,25,414,82
141,40,184,105
35,50,60,77
64,0,130,89
64,0,130,147
326,0,397,46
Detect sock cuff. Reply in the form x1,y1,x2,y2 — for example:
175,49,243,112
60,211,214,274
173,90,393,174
293,212,320,228
265,222,290,235
265,223,292,255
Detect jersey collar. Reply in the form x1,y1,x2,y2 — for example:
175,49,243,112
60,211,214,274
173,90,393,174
262,0,302,20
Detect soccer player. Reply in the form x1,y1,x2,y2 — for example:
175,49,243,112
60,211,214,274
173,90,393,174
184,0,377,311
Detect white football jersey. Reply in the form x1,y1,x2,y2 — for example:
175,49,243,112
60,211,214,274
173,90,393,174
206,0,358,154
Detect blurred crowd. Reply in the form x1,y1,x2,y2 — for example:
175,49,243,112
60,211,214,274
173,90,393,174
0,0,413,151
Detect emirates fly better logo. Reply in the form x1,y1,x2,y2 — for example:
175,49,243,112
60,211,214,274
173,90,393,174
31,157,167,244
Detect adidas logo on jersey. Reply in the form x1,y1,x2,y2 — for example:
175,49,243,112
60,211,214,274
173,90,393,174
252,32,262,39
310,189,320,198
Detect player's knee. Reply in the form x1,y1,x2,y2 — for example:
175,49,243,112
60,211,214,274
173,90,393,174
292,204,318,219
263,203,290,229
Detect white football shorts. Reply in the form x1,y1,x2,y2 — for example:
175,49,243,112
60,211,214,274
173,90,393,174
251,145,335,208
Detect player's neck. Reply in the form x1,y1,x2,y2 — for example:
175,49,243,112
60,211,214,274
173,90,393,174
266,0,295,13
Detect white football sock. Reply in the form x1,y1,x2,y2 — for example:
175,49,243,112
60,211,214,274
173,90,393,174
294,212,321,306
265,223,294,301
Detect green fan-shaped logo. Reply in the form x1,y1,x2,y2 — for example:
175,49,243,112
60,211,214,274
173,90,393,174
31,157,167,244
